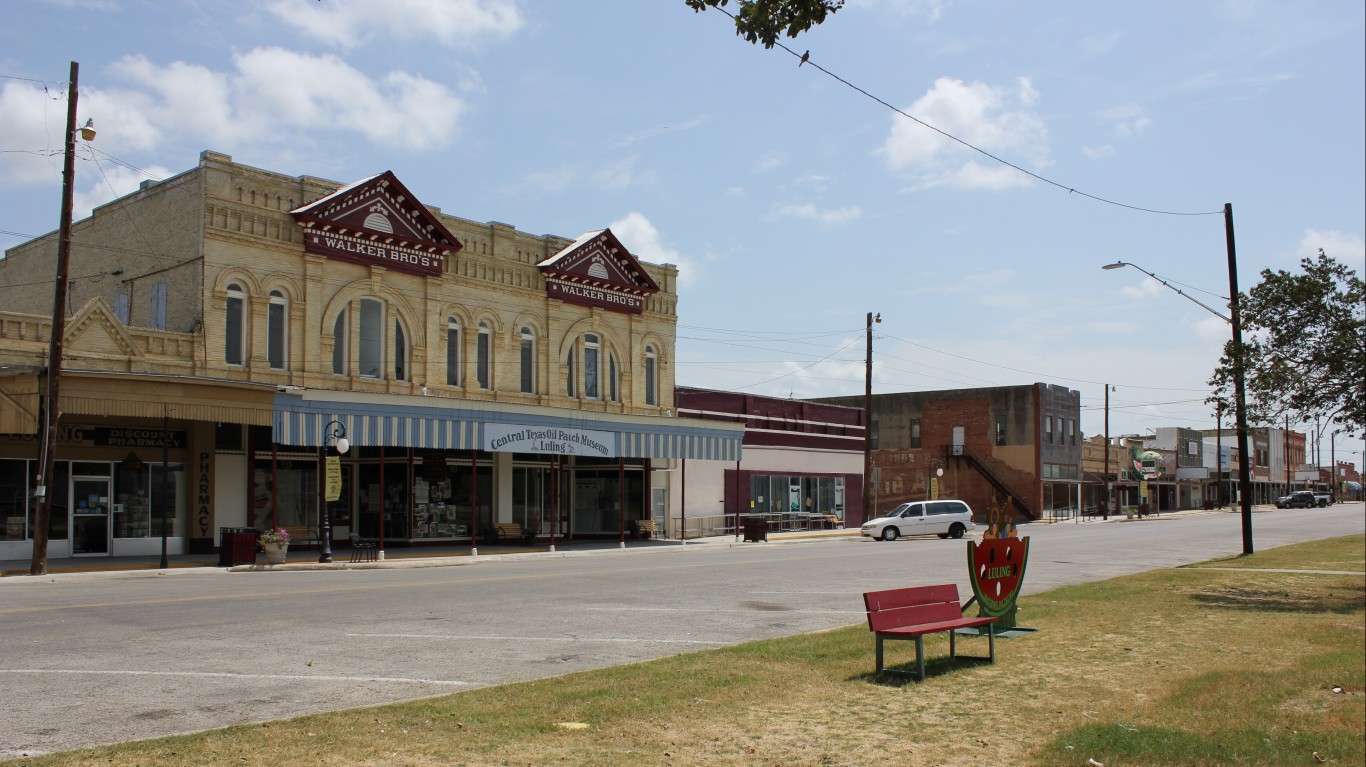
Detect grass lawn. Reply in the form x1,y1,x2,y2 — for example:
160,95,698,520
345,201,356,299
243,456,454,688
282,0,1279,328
6,535,1362,767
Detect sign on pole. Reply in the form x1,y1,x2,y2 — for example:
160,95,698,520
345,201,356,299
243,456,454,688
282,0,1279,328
325,455,342,502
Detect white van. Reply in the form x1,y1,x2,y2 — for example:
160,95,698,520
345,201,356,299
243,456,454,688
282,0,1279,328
860,500,975,541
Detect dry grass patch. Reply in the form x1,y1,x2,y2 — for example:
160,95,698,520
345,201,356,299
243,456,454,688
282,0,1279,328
5,536,1362,767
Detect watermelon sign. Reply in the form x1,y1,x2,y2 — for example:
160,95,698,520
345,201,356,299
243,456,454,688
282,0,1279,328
967,536,1030,629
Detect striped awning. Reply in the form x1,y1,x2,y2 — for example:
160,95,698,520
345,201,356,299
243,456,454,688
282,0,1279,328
273,394,742,461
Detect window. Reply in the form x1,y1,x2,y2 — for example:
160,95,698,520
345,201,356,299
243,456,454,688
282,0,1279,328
608,352,618,402
644,345,657,406
870,420,879,450
995,419,1006,446
359,298,383,378
446,318,462,386
910,418,921,449
519,326,535,394
1045,416,1053,444
113,293,129,324
476,321,491,389
584,334,600,400
1067,418,1075,446
394,320,406,381
150,281,167,330
225,283,245,365
566,345,577,398
267,290,288,370
332,310,348,375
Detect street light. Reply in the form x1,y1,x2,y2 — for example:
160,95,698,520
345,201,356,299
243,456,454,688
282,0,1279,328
319,419,350,564
927,462,943,500
1102,207,1255,556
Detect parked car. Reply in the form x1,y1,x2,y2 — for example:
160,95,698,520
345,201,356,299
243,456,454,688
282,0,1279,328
1312,491,1335,507
861,499,975,541
1275,491,1316,509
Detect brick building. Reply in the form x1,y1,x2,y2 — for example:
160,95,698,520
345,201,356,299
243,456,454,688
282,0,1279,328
0,151,741,560
817,383,1081,522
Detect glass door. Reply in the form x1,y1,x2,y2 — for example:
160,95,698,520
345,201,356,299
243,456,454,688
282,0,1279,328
71,476,112,556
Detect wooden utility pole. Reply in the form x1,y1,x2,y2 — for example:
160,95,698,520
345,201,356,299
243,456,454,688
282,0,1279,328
30,61,82,576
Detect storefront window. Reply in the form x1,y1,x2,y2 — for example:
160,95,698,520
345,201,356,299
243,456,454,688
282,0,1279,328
1,459,28,541
512,465,547,532
252,459,318,531
357,457,410,540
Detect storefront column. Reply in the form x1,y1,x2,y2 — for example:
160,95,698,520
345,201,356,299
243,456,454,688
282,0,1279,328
618,457,625,549
378,445,385,559
469,448,479,557
549,455,558,552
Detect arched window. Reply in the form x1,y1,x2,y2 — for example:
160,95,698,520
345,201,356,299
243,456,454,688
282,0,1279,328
394,319,407,381
225,283,246,365
476,321,492,389
446,317,462,386
584,333,600,400
644,345,657,406
359,298,384,378
566,345,577,398
608,352,618,403
267,290,288,370
519,326,536,394
332,310,348,375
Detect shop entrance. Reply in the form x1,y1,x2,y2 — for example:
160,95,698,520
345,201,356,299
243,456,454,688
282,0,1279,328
71,475,112,556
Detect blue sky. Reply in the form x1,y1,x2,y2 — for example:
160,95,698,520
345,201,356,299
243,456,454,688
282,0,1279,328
2,1,1363,468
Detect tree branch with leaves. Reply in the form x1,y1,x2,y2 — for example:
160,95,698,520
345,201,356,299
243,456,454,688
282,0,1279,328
685,0,844,48
1208,250,1366,436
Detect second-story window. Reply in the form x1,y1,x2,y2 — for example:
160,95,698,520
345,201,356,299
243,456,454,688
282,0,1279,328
476,321,491,389
608,352,618,402
446,317,462,386
644,345,657,406
1067,418,1076,446
1045,416,1053,444
359,298,383,378
394,320,406,381
150,281,167,330
225,283,246,365
584,333,600,400
268,290,288,370
332,310,348,375
519,326,535,394
566,345,577,398
910,418,921,448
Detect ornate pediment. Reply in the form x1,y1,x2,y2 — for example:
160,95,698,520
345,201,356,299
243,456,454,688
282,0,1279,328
292,171,462,277
64,298,142,358
537,228,660,314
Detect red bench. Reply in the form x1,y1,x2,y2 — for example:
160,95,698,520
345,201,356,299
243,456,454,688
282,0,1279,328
863,584,999,680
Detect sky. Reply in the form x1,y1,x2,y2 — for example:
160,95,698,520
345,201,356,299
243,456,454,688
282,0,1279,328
1,0,1363,470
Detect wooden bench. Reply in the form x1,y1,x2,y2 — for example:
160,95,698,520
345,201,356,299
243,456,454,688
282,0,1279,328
630,519,658,539
489,522,535,546
281,525,319,549
863,584,998,680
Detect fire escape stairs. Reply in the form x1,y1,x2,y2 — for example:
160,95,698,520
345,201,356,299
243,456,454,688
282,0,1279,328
948,446,1040,521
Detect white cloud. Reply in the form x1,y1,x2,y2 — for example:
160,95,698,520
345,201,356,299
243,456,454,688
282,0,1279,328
1083,144,1115,160
502,156,649,197
879,76,1049,190
752,152,786,173
1102,103,1153,137
1295,229,1365,263
608,212,699,288
263,0,523,49
771,203,863,225
73,161,175,220
100,50,469,152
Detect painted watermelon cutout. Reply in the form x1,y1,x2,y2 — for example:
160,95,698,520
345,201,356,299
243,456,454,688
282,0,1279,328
967,536,1030,625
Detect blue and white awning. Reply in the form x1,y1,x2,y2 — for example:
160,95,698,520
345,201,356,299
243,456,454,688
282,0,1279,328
273,392,742,461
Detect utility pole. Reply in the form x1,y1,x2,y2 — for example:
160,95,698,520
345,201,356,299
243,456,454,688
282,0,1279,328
1225,203,1254,555
31,61,84,576
862,311,879,524
1103,384,1111,520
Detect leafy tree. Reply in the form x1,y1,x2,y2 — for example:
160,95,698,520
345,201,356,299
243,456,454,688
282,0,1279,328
1209,250,1366,436
685,0,843,48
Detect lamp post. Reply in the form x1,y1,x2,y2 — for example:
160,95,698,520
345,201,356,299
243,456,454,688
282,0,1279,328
1103,205,1255,555
30,61,95,576
863,311,880,523
927,462,943,500
319,419,350,564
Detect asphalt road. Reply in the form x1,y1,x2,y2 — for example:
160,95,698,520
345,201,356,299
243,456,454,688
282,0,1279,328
2,503,1362,759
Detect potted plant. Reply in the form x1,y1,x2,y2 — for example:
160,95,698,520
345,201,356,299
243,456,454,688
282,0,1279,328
259,527,290,565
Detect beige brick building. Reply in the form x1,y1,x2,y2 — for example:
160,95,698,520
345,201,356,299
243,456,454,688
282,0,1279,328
0,151,740,560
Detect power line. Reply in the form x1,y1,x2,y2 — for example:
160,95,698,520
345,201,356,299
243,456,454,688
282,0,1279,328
704,8,1223,218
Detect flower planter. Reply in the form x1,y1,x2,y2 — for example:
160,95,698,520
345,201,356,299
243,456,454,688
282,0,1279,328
262,542,288,565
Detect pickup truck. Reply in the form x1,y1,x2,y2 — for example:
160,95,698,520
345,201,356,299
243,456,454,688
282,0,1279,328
1312,491,1335,507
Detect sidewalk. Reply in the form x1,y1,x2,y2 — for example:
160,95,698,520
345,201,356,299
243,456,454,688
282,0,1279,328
1,505,1273,578
0,527,860,577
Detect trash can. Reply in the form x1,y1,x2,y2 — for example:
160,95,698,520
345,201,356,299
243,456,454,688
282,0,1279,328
219,527,257,566
743,516,768,542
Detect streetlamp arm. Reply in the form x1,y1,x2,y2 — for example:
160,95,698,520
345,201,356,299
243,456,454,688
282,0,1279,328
1102,261,1231,323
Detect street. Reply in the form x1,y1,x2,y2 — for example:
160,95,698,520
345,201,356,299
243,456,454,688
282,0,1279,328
2,504,1362,759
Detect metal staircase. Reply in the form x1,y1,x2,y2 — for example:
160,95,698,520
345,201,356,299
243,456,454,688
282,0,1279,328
949,446,1039,521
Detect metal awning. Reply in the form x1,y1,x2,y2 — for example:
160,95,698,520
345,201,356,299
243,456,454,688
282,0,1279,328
273,392,743,461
